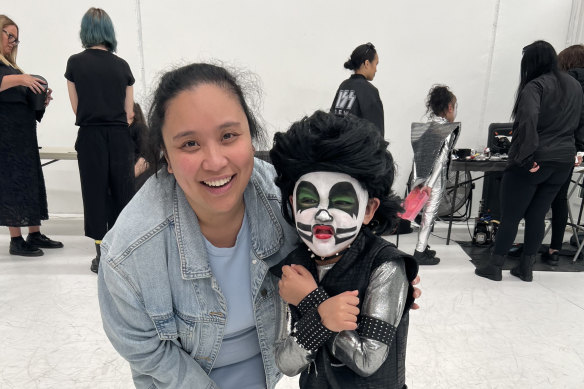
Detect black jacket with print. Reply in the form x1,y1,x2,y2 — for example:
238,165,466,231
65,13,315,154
330,74,384,137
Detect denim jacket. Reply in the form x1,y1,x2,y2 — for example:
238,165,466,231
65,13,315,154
98,159,298,389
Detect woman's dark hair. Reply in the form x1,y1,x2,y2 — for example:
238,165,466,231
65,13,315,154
130,103,148,159
425,85,456,117
270,110,402,234
512,40,561,119
344,42,377,70
558,44,584,71
145,63,264,173
133,102,146,128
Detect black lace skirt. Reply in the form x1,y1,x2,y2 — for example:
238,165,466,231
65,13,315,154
0,102,48,226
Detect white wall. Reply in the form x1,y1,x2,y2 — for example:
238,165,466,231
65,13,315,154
3,0,580,214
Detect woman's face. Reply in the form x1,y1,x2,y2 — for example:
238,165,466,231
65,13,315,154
365,54,379,81
162,84,255,222
1,24,18,57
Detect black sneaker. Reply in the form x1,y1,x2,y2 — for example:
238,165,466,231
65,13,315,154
414,249,440,265
26,233,64,249
90,243,101,274
9,237,44,257
542,250,559,266
424,246,436,258
90,256,100,274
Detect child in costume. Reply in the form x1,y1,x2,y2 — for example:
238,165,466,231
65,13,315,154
410,85,460,265
269,111,418,389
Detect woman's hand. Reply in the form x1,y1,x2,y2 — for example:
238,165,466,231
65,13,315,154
20,74,46,94
278,264,318,306
44,88,53,107
317,291,360,332
529,162,540,173
575,155,582,167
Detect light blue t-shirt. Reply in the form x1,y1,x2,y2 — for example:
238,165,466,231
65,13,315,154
205,214,266,389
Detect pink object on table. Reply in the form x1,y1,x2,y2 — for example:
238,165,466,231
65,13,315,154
398,187,429,221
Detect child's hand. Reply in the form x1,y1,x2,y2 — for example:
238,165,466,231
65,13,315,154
317,290,360,332
279,264,318,306
411,275,421,310
420,186,432,197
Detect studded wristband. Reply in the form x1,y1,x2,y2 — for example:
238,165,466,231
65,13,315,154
293,308,336,351
357,315,397,346
297,286,329,316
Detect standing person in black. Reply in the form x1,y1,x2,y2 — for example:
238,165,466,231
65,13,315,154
65,8,135,273
0,15,63,257
476,40,584,282
331,42,384,136
129,102,154,191
542,44,584,265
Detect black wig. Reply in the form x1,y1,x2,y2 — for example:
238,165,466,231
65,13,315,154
270,110,402,235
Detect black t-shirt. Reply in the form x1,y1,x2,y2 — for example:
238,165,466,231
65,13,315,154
330,74,385,136
65,49,134,126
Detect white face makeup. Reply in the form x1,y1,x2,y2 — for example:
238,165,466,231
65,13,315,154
292,172,369,258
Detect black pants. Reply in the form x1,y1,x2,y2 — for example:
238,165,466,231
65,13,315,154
494,163,573,257
76,126,134,240
549,166,574,250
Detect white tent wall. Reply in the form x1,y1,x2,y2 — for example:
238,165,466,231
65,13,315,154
3,1,580,215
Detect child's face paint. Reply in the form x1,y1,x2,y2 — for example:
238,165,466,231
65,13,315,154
292,172,369,257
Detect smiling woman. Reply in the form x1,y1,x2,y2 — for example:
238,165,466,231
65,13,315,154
97,63,299,389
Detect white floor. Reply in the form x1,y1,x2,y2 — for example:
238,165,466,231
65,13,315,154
1,217,583,389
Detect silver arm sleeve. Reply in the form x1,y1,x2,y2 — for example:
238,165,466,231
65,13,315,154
412,160,426,188
274,302,317,376
426,133,453,189
329,261,409,377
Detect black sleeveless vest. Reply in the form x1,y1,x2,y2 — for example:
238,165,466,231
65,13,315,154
273,228,418,389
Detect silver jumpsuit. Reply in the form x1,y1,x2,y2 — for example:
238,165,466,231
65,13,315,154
411,117,460,252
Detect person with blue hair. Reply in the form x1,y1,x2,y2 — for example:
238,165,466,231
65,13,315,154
65,7,135,273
